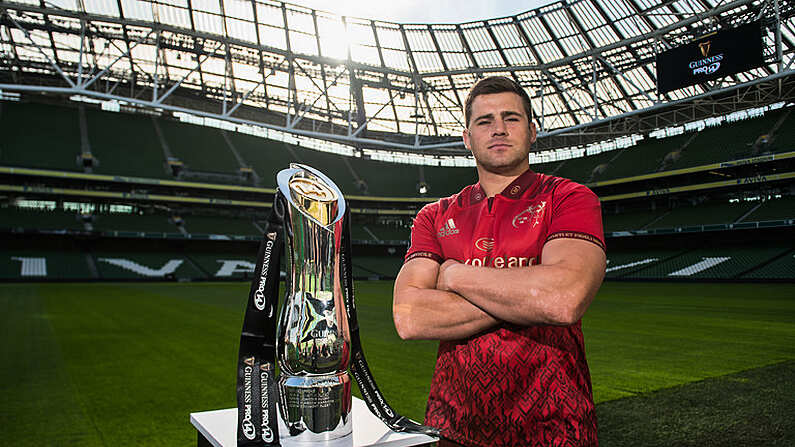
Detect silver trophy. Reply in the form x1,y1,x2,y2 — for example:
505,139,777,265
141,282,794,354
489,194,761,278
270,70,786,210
275,164,352,441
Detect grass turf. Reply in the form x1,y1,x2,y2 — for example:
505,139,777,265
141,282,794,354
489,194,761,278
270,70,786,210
1,281,793,446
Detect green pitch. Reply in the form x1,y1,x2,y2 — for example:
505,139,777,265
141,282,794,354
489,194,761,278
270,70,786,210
1,281,794,446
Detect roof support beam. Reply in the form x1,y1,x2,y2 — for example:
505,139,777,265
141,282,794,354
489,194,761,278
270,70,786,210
589,0,659,106
537,12,605,123
77,17,85,86
2,68,793,153
280,3,297,127
371,21,401,134
350,88,400,138
427,25,463,110
249,0,269,107
39,0,61,79
5,11,75,87
311,10,332,127
80,29,154,90
420,0,759,78
400,24,439,138
0,0,791,153
563,4,637,113
288,62,348,128
598,55,655,104
152,40,222,104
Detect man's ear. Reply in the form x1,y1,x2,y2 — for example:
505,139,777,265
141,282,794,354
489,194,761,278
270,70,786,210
529,122,537,144
462,128,472,151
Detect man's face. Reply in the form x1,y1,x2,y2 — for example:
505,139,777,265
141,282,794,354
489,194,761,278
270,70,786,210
463,91,537,176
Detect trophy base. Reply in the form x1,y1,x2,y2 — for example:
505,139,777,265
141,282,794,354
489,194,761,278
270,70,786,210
278,373,352,442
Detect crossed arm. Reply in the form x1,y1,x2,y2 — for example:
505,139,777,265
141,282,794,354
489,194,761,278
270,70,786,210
392,237,606,341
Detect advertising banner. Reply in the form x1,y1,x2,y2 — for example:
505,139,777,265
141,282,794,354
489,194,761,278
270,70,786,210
656,21,764,94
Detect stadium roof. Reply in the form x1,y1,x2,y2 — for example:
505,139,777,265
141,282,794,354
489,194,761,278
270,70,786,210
0,0,794,156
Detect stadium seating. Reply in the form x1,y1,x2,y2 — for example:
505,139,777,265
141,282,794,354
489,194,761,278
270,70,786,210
344,157,419,196
423,165,478,197
605,250,686,279
768,109,795,153
1,249,95,279
289,145,359,194
553,150,618,183
531,134,693,184
601,134,691,180
368,224,411,242
0,206,270,238
3,102,792,198
623,246,787,280
350,223,372,241
187,252,257,279
676,112,782,167
0,207,86,231
92,251,205,280
158,118,241,175
4,241,793,281
225,132,296,183
742,196,795,222
85,108,171,179
92,213,181,234
645,201,756,229
530,111,789,185
0,102,82,172
351,223,411,242
351,255,404,279
742,250,795,279
183,215,261,236
602,209,669,233
530,160,564,177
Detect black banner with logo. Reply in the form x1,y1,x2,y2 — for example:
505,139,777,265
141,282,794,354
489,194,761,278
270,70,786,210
236,195,284,447
236,193,438,446
656,21,764,94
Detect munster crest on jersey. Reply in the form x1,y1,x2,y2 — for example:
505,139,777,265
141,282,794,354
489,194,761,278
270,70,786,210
512,201,546,229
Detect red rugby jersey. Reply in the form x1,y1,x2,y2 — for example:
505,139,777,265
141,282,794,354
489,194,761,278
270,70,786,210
405,168,604,447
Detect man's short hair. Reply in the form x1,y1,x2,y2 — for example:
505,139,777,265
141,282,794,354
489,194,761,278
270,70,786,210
464,76,533,128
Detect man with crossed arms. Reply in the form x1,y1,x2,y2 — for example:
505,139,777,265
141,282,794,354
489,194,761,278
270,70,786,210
393,76,606,447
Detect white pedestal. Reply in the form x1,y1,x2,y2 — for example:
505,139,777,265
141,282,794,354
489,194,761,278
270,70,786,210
190,397,436,447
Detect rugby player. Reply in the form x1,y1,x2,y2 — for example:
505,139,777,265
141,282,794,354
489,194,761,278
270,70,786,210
393,76,606,447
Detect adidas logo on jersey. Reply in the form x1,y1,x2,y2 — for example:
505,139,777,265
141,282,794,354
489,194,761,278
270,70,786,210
437,218,460,237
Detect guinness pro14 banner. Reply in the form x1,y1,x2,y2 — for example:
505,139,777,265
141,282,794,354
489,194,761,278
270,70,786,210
656,21,764,94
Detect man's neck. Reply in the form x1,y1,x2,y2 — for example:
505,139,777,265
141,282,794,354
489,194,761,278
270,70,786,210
476,165,530,197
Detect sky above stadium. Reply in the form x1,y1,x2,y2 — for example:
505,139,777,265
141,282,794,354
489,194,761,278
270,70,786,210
295,0,556,24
